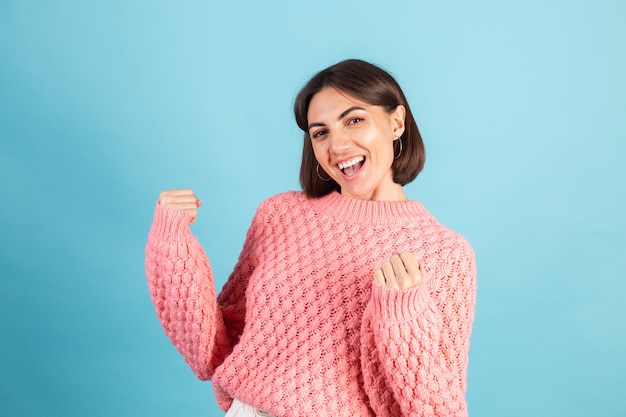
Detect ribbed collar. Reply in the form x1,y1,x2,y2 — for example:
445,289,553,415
308,191,434,225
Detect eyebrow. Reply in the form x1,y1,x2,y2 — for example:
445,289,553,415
308,106,366,131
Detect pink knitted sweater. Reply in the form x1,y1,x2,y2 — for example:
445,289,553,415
145,191,476,416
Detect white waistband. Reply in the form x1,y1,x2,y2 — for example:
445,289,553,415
225,398,275,417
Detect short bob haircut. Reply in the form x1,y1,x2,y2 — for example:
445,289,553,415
294,59,426,198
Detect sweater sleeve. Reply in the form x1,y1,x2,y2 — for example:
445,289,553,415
360,239,476,417
145,203,265,381
145,203,226,380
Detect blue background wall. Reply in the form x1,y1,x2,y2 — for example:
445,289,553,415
1,1,624,416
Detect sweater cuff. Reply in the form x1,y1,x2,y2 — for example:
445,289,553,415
149,203,194,241
371,282,432,323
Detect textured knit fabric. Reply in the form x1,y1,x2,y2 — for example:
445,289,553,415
145,191,476,417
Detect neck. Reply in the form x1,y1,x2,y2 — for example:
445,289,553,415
341,182,408,202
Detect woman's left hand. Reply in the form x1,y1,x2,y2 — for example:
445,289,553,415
374,251,422,290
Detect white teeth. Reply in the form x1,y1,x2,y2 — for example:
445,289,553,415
337,156,364,170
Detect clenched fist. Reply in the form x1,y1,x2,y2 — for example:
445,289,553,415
374,251,423,290
159,189,202,224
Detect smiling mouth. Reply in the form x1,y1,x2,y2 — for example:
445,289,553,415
337,156,365,177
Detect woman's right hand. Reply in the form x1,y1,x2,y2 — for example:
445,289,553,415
158,189,202,223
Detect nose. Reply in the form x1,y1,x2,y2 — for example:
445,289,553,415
329,130,350,154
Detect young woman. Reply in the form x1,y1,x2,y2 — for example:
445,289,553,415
146,59,476,416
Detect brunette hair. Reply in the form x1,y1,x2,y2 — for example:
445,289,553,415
294,59,426,198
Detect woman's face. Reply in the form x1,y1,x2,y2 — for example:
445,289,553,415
307,87,407,201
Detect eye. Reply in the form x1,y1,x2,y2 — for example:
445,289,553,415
311,129,328,139
347,117,364,125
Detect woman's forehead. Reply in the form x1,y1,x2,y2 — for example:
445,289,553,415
307,87,373,120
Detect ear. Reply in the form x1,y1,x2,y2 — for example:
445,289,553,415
390,105,406,139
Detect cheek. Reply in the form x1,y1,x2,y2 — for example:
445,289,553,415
311,141,327,162
367,133,395,160
373,139,397,169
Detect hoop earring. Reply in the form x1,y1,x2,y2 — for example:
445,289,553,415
394,138,403,160
316,163,331,181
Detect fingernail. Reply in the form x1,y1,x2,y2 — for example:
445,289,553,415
196,200,202,207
